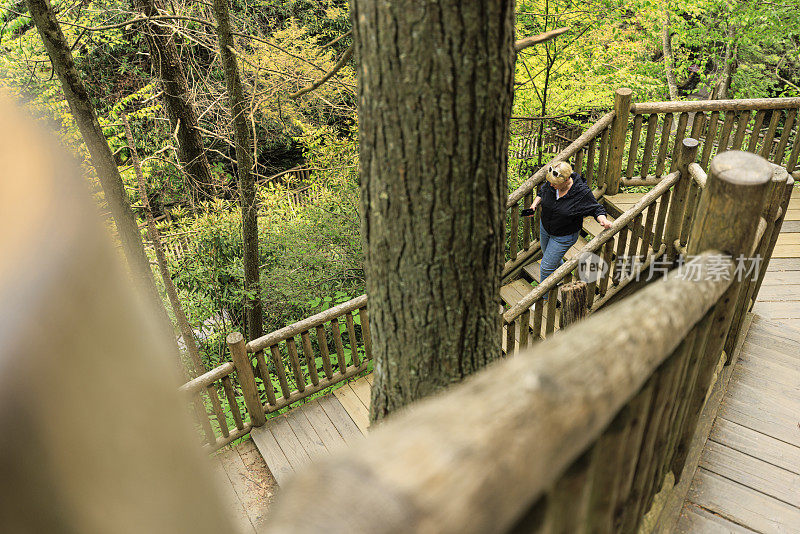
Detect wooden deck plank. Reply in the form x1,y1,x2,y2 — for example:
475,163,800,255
752,300,800,320
686,468,800,533
334,383,370,434
782,220,800,233
746,315,800,342
302,398,347,453
743,330,800,360
771,244,800,257
317,394,365,444
249,424,294,486
710,418,800,476
676,503,758,534
349,376,372,412
776,233,800,245
232,440,275,528
775,318,800,331
755,284,800,301
718,395,800,448
285,408,329,459
698,441,800,507
760,270,800,285
766,258,800,271
267,415,312,470
734,349,800,388
741,342,800,373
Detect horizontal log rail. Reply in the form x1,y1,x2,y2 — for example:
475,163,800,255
268,252,735,533
631,96,800,114
247,294,368,352
688,163,707,188
179,362,235,395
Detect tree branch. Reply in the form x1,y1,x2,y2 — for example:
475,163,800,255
289,44,353,98
515,27,569,52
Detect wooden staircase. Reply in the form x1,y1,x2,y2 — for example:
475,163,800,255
500,213,615,324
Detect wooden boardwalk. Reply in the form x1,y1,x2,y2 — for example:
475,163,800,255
677,316,800,533
609,186,800,533
249,374,371,486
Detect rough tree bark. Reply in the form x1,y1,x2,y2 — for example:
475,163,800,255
132,0,215,197
212,0,263,340
662,10,679,101
123,114,206,377
26,0,165,316
352,0,515,421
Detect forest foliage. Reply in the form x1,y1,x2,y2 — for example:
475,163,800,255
1,0,797,369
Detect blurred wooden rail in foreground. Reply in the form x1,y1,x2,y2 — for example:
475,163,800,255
0,97,236,533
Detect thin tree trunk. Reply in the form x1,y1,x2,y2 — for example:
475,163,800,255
537,62,552,165
212,0,263,340
26,0,165,317
122,114,206,377
537,0,551,165
133,0,216,197
716,31,735,100
353,0,515,421
662,10,679,100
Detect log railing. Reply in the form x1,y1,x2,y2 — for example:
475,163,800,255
183,89,798,452
184,295,373,452
266,151,779,533
503,168,678,354
503,91,800,271
618,97,800,190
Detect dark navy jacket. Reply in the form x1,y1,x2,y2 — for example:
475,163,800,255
536,172,606,236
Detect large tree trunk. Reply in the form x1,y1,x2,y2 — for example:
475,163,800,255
662,10,679,100
26,0,165,318
353,0,514,421
133,0,215,197
212,0,263,340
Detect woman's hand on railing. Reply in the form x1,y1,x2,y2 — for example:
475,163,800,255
596,215,613,229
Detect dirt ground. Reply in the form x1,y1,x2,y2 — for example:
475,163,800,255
212,438,277,533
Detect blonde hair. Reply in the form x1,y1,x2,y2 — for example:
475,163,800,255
546,161,573,187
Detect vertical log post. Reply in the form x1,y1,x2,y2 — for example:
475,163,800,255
670,150,772,477
227,332,266,427
663,138,699,261
560,281,588,328
723,165,790,358
750,172,794,302
605,88,633,195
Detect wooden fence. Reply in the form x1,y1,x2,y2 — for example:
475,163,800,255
266,150,781,533
181,89,798,454
503,91,800,276
181,295,373,451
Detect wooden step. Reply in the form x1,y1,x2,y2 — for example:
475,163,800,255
499,278,560,337
522,235,588,284
500,278,536,306
582,215,616,240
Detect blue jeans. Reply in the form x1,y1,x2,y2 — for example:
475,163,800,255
540,222,579,296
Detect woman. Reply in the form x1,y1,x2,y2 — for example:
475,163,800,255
525,161,612,288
